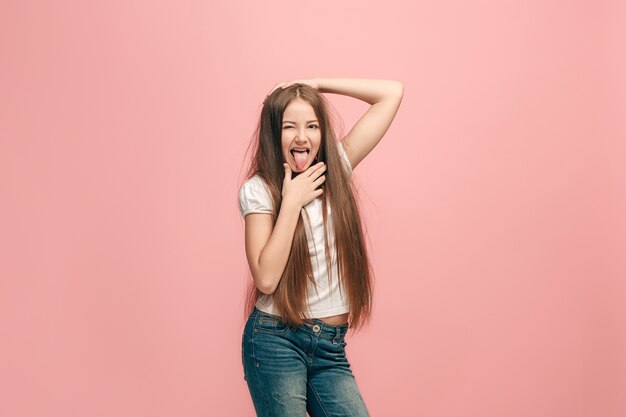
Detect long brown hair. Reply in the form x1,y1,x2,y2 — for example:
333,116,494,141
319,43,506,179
240,84,374,333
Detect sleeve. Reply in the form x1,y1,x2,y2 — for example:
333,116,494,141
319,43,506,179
336,140,353,177
239,177,274,218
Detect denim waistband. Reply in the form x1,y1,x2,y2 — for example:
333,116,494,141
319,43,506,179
252,306,349,337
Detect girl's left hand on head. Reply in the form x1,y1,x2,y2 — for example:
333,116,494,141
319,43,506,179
266,78,319,96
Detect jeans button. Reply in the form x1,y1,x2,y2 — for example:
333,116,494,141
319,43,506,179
312,324,321,332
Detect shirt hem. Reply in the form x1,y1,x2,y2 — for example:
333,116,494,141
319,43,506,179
306,305,350,318
255,303,350,319
242,209,274,217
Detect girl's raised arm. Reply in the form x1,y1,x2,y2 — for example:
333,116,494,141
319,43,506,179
317,78,404,171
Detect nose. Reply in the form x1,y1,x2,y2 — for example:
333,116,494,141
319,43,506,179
294,127,309,141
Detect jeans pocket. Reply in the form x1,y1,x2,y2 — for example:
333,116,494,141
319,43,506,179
254,313,290,333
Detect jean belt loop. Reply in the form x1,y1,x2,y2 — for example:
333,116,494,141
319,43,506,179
333,327,340,344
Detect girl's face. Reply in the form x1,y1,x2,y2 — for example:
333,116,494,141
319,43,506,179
281,98,322,173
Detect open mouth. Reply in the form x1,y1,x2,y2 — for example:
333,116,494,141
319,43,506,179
290,148,310,170
290,149,310,157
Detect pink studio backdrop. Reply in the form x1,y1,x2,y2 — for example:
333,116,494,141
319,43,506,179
1,1,624,416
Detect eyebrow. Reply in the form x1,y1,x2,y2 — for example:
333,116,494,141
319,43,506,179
282,120,319,124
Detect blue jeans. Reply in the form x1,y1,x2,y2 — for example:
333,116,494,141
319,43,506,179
242,306,370,417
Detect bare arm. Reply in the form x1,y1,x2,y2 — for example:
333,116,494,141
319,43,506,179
246,200,301,295
244,163,327,295
316,78,404,171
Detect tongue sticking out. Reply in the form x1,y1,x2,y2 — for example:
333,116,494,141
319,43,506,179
293,151,308,170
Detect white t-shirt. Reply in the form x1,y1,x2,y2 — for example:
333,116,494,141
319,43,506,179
238,141,353,318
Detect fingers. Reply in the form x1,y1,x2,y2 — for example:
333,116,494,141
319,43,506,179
310,164,326,189
313,173,326,187
268,80,303,97
308,162,326,178
282,161,325,203
306,161,325,175
283,163,291,180
268,82,287,97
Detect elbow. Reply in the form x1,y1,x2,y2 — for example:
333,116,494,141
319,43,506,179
254,274,277,295
393,81,404,98
383,81,404,103
258,284,275,296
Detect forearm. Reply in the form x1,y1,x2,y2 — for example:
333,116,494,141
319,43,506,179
315,77,404,105
257,200,302,294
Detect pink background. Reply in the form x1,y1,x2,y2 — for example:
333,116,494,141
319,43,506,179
1,1,625,416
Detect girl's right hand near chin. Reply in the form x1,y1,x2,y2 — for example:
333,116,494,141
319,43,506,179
281,162,327,208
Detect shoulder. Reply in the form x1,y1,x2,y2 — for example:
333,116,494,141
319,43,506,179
240,174,272,196
238,174,274,217
240,173,265,188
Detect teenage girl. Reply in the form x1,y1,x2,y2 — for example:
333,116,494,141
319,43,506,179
238,78,403,416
